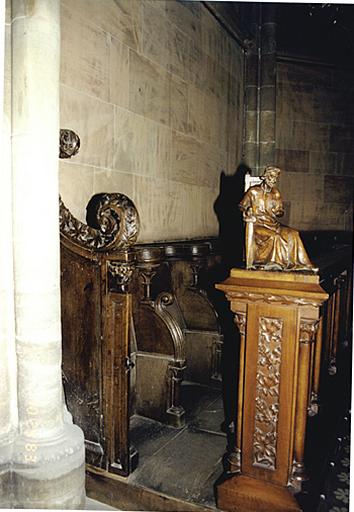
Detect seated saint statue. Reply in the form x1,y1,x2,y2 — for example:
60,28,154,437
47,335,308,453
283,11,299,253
239,165,316,272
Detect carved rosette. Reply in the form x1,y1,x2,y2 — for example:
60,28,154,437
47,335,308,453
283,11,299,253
253,317,283,470
59,193,140,252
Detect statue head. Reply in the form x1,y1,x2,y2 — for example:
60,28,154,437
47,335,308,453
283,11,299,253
261,165,281,189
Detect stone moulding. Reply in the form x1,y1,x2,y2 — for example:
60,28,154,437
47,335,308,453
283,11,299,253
59,193,140,252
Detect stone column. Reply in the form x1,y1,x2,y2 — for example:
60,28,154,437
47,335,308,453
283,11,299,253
11,0,85,508
259,4,277,169
0,0,17,507
243,4,277,175
243,4,260,172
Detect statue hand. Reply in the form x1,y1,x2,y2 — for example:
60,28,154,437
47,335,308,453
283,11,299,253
244,208,256,223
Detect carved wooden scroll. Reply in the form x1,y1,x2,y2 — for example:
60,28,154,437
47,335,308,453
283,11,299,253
60,193,140,253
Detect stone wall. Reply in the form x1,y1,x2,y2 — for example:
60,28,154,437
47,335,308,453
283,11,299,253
275,60,354,231
59,0,245,242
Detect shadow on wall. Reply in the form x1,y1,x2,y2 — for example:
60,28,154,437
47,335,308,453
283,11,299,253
213,163,251,270
199,163,251,460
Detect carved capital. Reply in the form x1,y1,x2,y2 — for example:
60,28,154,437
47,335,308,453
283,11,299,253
234,312,246,336
108,261,134,290
299,319,319,345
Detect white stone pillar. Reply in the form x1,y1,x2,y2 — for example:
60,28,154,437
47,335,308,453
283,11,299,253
0,0,17,507
11,0,85,507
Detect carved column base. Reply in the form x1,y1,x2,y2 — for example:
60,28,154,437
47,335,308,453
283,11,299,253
166,361,186,428
307,391,319,417
328,357,337,375
288,460,309,493
217,475,301,512
226,447,241,474
129,445,139,473
166,406,185,428
12,425,85,509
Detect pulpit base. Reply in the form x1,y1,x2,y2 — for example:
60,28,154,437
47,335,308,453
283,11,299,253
217,475,301,512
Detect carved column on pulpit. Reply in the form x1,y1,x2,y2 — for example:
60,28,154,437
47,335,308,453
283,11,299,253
216,269,328,512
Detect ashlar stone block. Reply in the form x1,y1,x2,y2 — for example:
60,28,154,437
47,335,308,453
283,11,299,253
61,2,109,102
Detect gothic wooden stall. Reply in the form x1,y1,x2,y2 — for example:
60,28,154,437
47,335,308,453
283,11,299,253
130,240,223,427
60,193,140,477
60,192,225,477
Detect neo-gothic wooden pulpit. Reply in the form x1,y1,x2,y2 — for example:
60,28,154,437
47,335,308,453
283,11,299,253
216,269,328,512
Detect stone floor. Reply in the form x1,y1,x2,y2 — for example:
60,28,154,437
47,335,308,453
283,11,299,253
128,381,225,509
317,413,351,512
85,382,350,511
86,498,119,510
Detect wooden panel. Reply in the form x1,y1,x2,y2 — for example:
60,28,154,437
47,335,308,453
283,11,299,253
242,303,298,485
61,246,104,466
133,304,175,356
86,466,213,512
103,292,131,475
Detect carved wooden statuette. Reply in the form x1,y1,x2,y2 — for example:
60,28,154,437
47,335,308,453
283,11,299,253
240,166,317,272
216,269,328,512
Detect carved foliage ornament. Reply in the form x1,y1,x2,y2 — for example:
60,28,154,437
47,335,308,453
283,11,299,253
226,290,325,308
253,317,283,471
108,261,135,287
59,193,140,252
